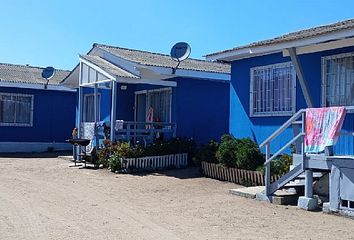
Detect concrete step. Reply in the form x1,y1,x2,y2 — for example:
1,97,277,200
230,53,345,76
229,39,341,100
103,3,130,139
272,190,299,205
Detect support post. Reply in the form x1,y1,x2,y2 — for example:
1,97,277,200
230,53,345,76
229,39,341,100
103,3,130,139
305,169,313,198
77,62,83,160
110,81,117,142
94,83,99,148
265,143,271,197
288,47,314,108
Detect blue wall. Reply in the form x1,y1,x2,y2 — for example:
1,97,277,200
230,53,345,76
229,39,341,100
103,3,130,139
230,46,354,154
0,87,76,143
174,77,229,144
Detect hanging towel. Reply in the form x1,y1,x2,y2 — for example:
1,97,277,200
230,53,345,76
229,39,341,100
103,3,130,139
304,107,346,153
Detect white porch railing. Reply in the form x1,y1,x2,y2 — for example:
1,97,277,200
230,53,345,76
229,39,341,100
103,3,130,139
121,153,188,170
115,121,177,144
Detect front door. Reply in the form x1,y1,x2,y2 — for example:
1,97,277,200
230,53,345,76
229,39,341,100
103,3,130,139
135,92,147,122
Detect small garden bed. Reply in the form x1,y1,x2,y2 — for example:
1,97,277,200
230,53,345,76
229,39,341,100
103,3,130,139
94,138,194,173
195,135,292,186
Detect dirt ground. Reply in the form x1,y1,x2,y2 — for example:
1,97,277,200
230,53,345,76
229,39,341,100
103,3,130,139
0,155,354,240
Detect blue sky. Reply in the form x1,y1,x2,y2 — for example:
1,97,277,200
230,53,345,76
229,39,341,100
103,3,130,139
0,0,353,70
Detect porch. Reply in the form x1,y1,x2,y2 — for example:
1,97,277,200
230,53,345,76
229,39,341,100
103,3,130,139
77,55,178,150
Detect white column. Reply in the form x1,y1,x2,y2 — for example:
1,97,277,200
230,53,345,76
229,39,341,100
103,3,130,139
110,81,117,141
77,62,84,160
94,83,99,148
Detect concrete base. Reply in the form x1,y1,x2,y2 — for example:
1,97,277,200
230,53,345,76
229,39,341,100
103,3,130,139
255,192,271,202
297,196,318,211
229,186,265,199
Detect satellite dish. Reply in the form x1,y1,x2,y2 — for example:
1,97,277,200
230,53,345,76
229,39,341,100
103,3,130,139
41,66,55,80
170,42,191,62
41,66,55,89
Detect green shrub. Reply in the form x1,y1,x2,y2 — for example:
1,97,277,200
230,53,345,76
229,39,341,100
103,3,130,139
234,138,264,170
216,135,238,167
257,154,292,176
216,135,264,170
108,153,122,172
194,140,219,164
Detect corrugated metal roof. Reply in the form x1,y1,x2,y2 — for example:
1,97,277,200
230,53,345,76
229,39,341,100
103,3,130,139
206,18,354,58
94,43,231,74
80,55,139,79
0,63,70,85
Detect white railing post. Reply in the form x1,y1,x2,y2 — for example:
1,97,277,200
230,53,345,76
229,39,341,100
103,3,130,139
265,143,271,197
110,81,117,142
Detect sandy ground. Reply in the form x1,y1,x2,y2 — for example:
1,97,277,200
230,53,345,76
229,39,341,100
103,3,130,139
0,155,354,240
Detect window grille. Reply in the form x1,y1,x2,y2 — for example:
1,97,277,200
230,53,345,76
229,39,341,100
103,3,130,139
250,62,296,116
322,52,354,107
0,93,34,126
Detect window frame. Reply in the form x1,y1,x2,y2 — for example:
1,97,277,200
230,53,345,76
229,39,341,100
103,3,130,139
0,92,34,127
249,62,296,117
321,51,354,107
83,93,101,122
134,87,172,123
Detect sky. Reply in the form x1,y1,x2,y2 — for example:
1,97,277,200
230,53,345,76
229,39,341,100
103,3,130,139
0,0,354,70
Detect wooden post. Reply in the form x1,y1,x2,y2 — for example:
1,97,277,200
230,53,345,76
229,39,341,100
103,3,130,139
265,143,271,197
110,81,117,142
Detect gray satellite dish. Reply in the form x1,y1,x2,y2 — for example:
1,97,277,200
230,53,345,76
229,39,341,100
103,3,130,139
170,42,191,74
41,66,55,89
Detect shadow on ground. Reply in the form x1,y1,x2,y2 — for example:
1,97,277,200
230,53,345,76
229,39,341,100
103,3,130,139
128,167,203,180
0,151,72,159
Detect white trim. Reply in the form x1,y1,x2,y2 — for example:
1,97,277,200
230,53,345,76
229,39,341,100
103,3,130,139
116,77,177,87
283,37,354,57
0,142,72,153
0,92,34,127
207,28,354,61
0,81,76,92
79,57,116,82
321,51,354,107
143,65,230,82
249,62,296,117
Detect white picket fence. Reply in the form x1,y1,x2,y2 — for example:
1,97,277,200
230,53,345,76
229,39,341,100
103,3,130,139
121,153,188,170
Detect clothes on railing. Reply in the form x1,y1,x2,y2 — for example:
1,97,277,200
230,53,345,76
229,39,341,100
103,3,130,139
305,107,346,153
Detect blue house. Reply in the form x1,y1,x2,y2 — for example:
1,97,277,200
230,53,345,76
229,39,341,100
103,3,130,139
206,18,354,155
0,63,76,152
62,43,230,148
207,19,354,212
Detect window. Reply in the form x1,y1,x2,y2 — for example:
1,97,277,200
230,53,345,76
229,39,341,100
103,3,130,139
0,93,34,126
135,88,172,123
250,62,296,116
84,94,100,122
322,52,354,107
148,88,172,122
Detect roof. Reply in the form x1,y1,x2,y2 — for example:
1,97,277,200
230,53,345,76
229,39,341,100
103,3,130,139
94,43,231,74
79,55,139,79
206,18,354,58
0,63,70,85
